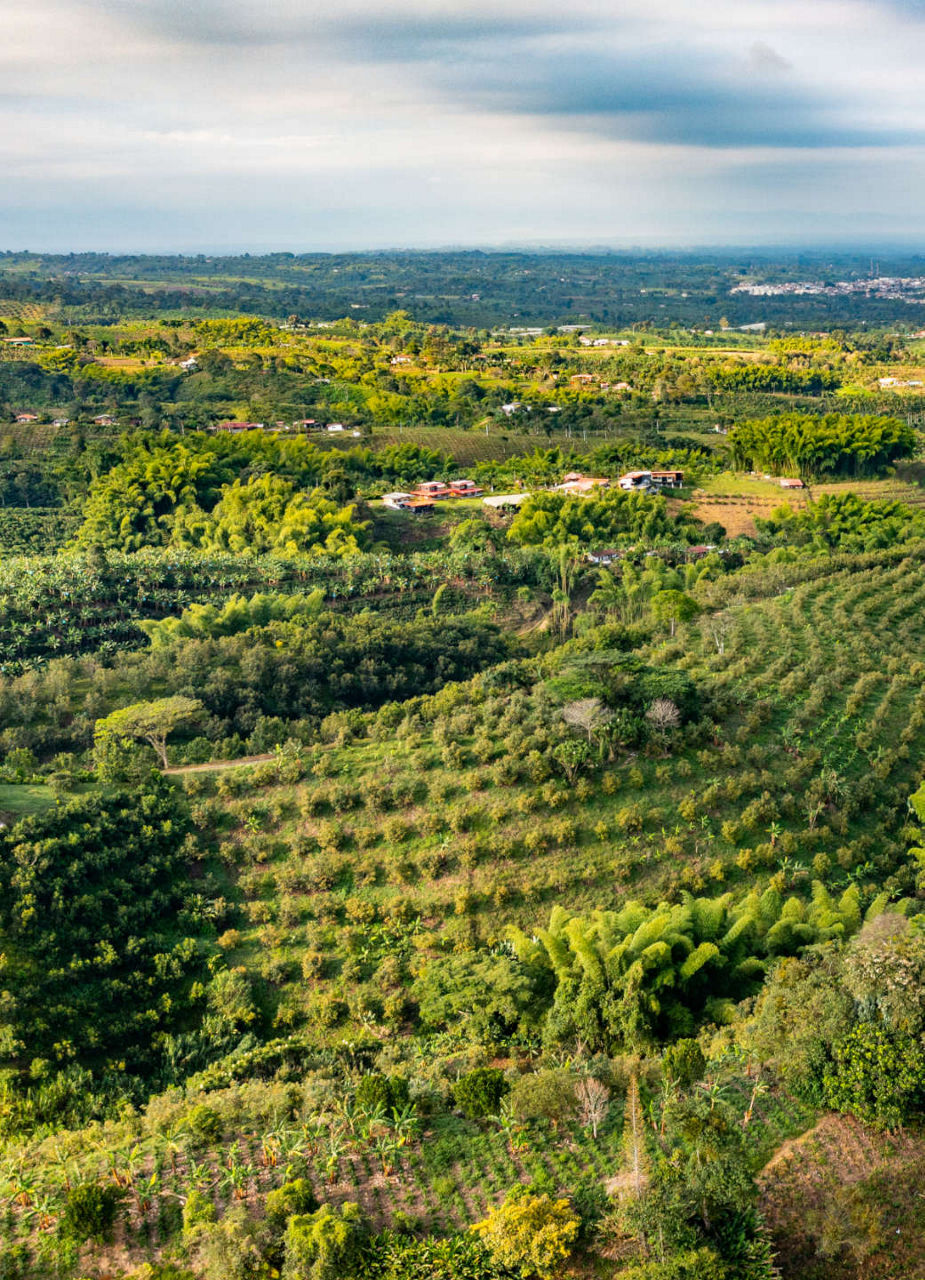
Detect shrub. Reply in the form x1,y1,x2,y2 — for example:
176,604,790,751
355,1072,410,1114
283,1202,367,1280
185,1104,224,1145
190,1207,271,1280
182,1189,217,1237
453,1067,509,1119
61,1182,124,1243
266,1179,319,1226
662,1039,706,1088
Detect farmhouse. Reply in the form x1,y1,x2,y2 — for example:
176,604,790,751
779,478,805,490
651,470,684,488
448,479,483,497
413,481,451,500
619,470,654,490
214,420,262,432
382,492,435,513
93,414,117,426
15,413,38,423
586,548,621,565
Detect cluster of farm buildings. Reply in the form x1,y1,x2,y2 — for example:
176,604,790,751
382,469,685,514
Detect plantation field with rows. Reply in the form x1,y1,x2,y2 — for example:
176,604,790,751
0,546,539,671
166,547,925,1060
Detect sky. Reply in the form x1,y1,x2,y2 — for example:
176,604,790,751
3,0,925,252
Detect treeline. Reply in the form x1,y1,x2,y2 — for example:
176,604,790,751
706,365,840,394
755,492,925,552
0,542,552,670
5,248,925,326
729,412,916,478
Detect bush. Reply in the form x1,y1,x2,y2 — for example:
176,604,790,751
453,1067,510,1120
822,1022,925,1129
473,1187,580,1280
266,1179,319,1226
662,1039,706,1089
190,1207,271,1280
283,1202,367,1280
61,1181,124,1243
185,1104,224,1145
182,1189,217,1237
355,1072,410,1114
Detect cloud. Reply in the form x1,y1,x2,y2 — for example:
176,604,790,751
748,41,793,73
1,0,925,249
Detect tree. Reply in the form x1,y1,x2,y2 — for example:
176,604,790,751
173,473,369,557
622,1073,650,1198
576,1075,611,1139
473,1187,580,1280
651,590,699,637
562,696,614,744
413,954,537,1043
646,698,681,735
207,968,257,1030
94,695,203,769
843,914,925,1036
509,1068,577,1129
705,612,733,656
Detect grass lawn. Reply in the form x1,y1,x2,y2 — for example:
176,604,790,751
0,782,56,819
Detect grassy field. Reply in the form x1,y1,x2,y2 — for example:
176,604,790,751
0,783,55,821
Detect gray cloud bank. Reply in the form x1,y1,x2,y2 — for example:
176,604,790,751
2,0,924,249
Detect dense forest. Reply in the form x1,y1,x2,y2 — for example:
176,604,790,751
0,267,923,1280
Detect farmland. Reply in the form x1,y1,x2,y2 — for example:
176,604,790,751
0,270,923,1280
